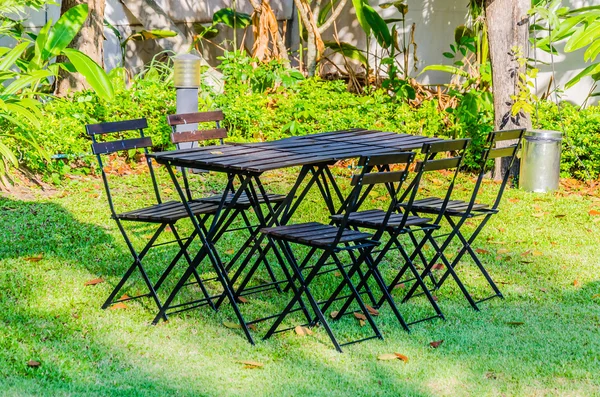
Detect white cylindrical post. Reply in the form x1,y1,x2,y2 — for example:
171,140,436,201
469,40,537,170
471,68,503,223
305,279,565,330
173,53,201,150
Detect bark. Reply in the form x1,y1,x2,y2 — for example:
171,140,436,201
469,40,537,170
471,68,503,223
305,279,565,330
294,0,330,77
249,0,290,62
55,0,105,96
485,0,532,180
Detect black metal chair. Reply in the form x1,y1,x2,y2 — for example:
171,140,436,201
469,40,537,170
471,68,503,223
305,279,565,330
257,152,418,352
402,129,525,310
87,118,219,317
328,139,470,326
166,111,287,285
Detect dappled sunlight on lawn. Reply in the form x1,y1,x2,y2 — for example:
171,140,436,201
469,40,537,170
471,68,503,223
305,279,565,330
0,170,599,396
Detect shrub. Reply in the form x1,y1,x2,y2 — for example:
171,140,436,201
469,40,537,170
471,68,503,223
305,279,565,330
534,101,600,180
12,71,176,178
7,63,600,182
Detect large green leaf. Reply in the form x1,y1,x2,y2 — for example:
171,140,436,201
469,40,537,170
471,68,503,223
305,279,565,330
129,29,178,41
351,0,371,36
63,48,114,101
1,70,52,96
213,8,252,29
44,4,88,58
584,38,600,62
565,21,600,53
363,4,392,48
324,41,368,65
565,62,600,89
3,101,42,128
420,64,469,78
31,20,51,70
0,42,29,71
318,0,339,26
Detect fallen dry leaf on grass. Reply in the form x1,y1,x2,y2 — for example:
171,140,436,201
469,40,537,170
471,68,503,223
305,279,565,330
354,312,367,321
431,263,445,270
376,353,409,362
395,353,409,362
330,311,339,319
27,360,40,368
109,302,127,310
24,254,43,262
573,280,581,287
294,325,313,336
365,305,379,316
475,249,489,255
359,320,366,327
497,249,510,254
237,296,249,304
377,353,399,361
237,360,263,368
589,209,600,216
84,278,104,286
429,340,444,348
223,321,242,329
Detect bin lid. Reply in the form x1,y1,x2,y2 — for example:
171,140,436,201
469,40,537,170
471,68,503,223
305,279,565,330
525,129,562,141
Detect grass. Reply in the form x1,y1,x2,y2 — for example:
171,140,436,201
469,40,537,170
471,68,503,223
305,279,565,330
1,165,599,397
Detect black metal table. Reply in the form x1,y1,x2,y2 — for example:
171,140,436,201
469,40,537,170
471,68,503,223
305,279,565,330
148,129,442,343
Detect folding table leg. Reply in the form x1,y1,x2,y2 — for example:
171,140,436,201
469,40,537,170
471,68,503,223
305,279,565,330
152,164,255,345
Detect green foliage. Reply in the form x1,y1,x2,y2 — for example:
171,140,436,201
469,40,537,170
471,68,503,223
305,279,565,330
530,0,600,99
192,7,252,52
533,101,600,180
214,78,445,141
218,50,304,93
5,51,600,182
446,90,494,169
8,70,175,179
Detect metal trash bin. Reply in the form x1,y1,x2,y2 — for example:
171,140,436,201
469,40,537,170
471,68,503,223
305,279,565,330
519,129,562,192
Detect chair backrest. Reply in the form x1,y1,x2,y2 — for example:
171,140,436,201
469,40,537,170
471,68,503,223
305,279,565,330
86,118,161,217
466,128,526,211
332,151,416,244
166,110,227,145
166,110,228,201
400,139,471,224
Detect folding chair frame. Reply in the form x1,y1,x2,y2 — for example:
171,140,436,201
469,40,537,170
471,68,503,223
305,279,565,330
403,129,526,310
87,119,216,319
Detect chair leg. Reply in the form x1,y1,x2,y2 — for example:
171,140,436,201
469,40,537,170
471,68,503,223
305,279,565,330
403,230,479,310
329,252,383,341
103,221,165,314
169,225,217,311
436,215,503,301
263,248,343,352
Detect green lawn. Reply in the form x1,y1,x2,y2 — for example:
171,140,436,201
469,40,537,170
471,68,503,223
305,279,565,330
1,166,599,397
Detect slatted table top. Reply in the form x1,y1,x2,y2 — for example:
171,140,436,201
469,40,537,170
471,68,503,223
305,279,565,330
149,129,443,173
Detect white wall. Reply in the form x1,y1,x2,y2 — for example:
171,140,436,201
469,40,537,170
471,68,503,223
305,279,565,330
10,0,600,105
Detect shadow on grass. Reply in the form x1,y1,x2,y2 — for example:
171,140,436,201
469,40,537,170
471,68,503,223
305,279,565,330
0,197,434,396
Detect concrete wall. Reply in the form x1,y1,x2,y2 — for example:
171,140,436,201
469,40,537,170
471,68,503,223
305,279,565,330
12,0,600,105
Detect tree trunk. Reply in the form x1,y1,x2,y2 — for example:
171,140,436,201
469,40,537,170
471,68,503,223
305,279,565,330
485,0,532,180
55,0,105,96
294,0,325,77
